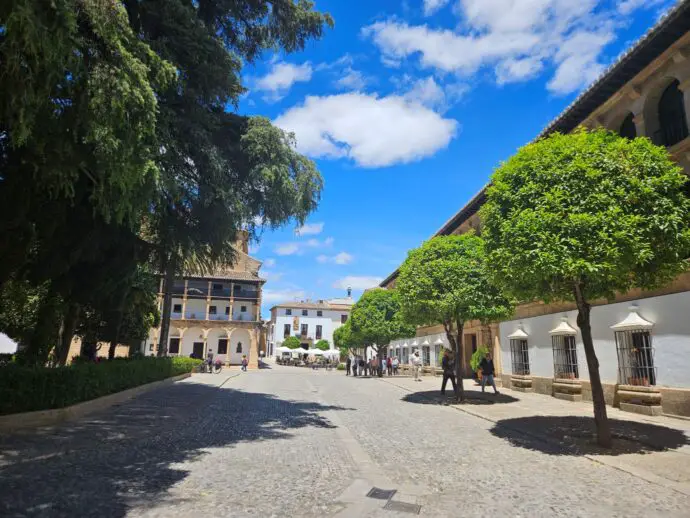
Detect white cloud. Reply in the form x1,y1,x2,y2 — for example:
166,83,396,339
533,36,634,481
334,68,368,90
275,243,300,256
333,276,383,290
263,289,306,303
317,252,354,265
263,258,276,267
295,222,324,236
364,0,626,95
274,237,334,256
617,0,665,15
254,62,312,100
274,92,458,167
404,76,446,109
424,0,451,16
262,271,284,281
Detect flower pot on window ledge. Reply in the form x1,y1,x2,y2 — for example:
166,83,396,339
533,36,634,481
627,377,650,387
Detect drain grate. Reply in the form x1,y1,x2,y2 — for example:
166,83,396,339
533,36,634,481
366,487,397,500
384,501,421,514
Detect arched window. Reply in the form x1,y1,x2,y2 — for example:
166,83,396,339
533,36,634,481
236,341,242,353
619,112,637,140
658,79,688,146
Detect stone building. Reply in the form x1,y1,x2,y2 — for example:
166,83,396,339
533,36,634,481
381,3,690,417
145,233,266,368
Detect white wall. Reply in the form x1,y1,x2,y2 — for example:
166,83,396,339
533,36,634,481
271,307,350,353
499,291,690,388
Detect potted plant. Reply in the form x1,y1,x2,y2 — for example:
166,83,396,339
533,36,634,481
470,346,490,385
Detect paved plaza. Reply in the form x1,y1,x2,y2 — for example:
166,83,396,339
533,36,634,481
1,366,690,517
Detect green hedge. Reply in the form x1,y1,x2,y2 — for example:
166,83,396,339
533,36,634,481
0,357,201,416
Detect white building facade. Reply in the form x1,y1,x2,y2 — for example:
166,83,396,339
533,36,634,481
266,293,354,356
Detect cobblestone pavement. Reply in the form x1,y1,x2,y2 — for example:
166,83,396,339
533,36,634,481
1,367,689,517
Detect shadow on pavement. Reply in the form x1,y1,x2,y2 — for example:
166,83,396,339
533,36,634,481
402,390,519,406
490,415,690,456
0,382,351,517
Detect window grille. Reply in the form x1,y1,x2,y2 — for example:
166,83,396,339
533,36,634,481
615,330,656,386
552,335,578,379
286,309,292,316
217,339,228,355
283,324,290,338
316,325,322,339
510,339,530,375
236,342,242,354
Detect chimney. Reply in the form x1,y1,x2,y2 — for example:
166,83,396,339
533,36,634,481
347,287,352,298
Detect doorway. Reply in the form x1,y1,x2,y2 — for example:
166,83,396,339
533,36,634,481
193,342,204,359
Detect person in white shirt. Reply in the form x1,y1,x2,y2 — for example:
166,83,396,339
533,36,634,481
410,350,422,381
392,356,399,375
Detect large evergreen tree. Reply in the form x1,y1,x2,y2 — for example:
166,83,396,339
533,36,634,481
0,1,333,362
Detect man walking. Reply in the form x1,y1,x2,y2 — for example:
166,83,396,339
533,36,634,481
479,352,500,394
387,356,393,376
410,349,422,382
346,356,352,376
440,349,457,396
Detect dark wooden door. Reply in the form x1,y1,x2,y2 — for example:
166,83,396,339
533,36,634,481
193,342,204,359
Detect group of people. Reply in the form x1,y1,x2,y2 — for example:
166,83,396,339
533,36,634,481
344,347,500,396
345,355,400,376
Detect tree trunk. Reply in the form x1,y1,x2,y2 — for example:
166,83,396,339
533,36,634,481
24,286,62,366
455,318,465,402
57,303,80,366
108,287,130,360
157,253,177,357
573,282,612,448
443,320,465,402
377,346,383,377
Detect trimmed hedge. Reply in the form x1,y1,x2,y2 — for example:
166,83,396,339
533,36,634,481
0,357,201,416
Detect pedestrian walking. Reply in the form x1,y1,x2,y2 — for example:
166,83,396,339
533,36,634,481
392,356,399,375
352,356,358,376
241,355,248,371
387,356,393,376
346,356,352,376
410,350,422,381
479,352,500,394
440,349,457,396
372,356,379,377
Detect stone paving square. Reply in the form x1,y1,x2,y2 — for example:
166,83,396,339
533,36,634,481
1,366,689,517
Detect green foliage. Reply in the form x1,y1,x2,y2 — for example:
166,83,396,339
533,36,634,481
480,129,690,303
470,346,490,372
349,289,414,350
336,363,345,371
333,321,358,351
315,339,330,351
0,357,201,415
397,234,514,328
282,336,301,349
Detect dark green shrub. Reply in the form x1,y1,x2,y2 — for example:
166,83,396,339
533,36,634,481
0,356,201,415
336,363,345,371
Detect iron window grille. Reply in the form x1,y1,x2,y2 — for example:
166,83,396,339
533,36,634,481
422,346,430,366
236,342,242,353
510,339,530,376
552,335,578,379
316,325,322,339
615,329,656,386
217,339,228,355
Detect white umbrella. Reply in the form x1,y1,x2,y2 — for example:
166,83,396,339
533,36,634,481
324,349,340,357
277,346,293,353
309,349,324,356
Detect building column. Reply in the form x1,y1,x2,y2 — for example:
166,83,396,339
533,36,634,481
205,281,212,320
181,279,189,318
248,328,259,369
177,328,187,357
201,328,210,357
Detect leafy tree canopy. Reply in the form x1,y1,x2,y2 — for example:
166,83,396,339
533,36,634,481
282,336,301,349
480,128,690,303
315,339,330,351
333,321,359,352
397,234,514,329
349,289,414,351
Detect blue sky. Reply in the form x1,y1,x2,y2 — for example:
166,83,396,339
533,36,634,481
240,0,676,317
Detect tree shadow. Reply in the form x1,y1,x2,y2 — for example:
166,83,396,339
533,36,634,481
489,415,690,456
0,381,351,517
401,390,519,406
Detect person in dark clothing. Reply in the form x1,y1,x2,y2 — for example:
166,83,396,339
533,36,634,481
479,352,500,394
346,356,352,376
440,349,457,396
